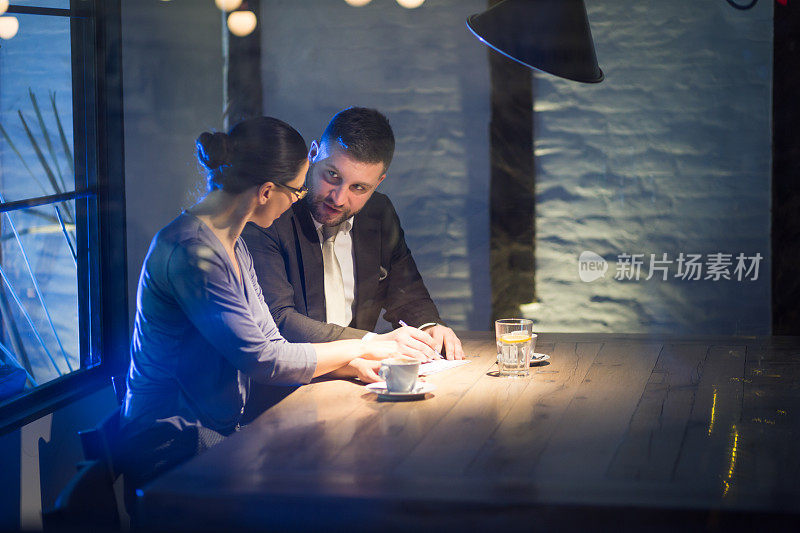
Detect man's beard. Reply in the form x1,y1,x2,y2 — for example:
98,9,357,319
304,193,353,227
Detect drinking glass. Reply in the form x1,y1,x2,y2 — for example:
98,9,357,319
495,319,536,377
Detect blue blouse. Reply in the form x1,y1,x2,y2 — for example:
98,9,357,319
122,212,316,436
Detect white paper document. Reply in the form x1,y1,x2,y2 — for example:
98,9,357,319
418,358,471,376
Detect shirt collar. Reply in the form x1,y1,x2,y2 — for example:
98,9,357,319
312,215,353,236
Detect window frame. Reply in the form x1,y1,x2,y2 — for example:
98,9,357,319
0,0,127,434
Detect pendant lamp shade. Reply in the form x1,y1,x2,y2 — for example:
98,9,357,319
467,0,603,83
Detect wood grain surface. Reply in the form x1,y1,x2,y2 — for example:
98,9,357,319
137,333,800,531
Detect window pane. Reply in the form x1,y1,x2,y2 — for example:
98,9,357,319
0,13,74,203
0,199,80,393
7,1,70,8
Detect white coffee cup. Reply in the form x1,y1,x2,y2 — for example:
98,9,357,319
378,357,420,393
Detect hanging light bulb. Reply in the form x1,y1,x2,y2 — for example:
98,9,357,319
0,0,9,16
344,0,372,6
227,10,257,37
0,16,18,40
215,0,243,11
396,0,425,8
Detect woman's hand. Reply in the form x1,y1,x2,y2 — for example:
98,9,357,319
359,340,401,361
347,358,382,383
374,326,437,361
311,333,427,380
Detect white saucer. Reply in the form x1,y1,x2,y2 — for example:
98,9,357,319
530,353,551,365
366,381,436,400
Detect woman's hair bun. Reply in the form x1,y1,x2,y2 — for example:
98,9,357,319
195,117,308,194
196,131,230,170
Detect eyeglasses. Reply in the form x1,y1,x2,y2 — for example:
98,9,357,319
275,182,308,201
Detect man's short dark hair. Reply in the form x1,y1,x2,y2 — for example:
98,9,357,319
321,107,395,171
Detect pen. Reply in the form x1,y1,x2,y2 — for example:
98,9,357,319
398,320,442,360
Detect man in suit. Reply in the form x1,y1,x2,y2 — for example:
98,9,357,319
242,107,463,378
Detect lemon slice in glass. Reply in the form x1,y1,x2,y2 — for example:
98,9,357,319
500,332,531,344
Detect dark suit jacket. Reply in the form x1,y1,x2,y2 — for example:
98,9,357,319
241,192,442,342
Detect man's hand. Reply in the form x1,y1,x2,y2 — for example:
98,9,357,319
421,324,464,360
375,326,437,361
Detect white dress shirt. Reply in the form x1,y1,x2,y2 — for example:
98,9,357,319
313,216,355,327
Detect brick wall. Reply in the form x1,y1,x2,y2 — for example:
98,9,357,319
122,0,225,317
528,0,772,334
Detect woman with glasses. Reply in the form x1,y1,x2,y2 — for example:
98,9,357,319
120,117,408,488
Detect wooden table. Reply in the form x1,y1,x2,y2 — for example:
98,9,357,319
137,333,800,531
